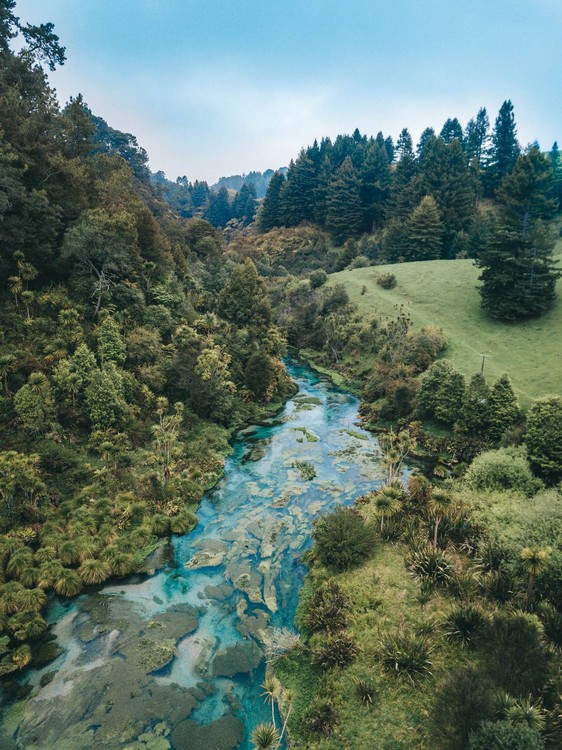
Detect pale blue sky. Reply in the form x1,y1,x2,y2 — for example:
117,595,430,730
17,0,562,182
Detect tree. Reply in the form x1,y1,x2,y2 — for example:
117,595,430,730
456,373,490,435
96,317,126,366
405,195,443,260
524,396,562,484
440,117,464,145
486,100,520,193
520,546,551,607
280,150,317,226
488,374,520,442
259,171,285,232
550,141,562,205
84,365,125,430
417,359,465,425
0,451,47,530
464,108,490,167
325,157,363,244
359,140,391,231
477,148,560,321
13,373,55,434
206,186,231,227
313,506,374,572
218,259,272,330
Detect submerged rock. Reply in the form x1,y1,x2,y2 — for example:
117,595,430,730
171,713,244,750
211,641,262,677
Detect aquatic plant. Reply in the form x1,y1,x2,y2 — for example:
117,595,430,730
294,460,317,480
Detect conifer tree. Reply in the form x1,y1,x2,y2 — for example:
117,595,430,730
280,150,317,226
206,186,231,227
456,373,491,435
488,374,520,442
464,107,490,167
417,359,465,424
550,141,562,206
359,140,391,231
387,128,417,221
259,171,285,232
405,195,443,260
525,396,562,484
440,118,464,146
477,147,560,320
485,100,520,193
325,157,363,244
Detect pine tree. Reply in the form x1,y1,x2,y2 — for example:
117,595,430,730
387,128,417,221
206,186,231,227
464,107,490,167
477,147,560,320
280,150,317,226
485,100,520,194
359,140,391,231
488,374,520,442
525,396,562,484
440,118,464,146
259,171,285,232
405,195,443,260
417,360,465,424
325,157,363,244
456,373,491,435
550,141,562,206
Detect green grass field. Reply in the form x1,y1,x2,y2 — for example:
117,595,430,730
329,239,562,406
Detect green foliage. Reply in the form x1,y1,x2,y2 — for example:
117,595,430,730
376,272,397,289
444,604,486,648
407,545,453,587
464,447,543,495
311,632,359,669
218,259,272,330
488,374,520,442
326,157,363,244
309,269,327,289
301,581,351,635
457,372,491,434
524,396,562,484
417,359,466,424
405,195,443,260
13,373,55,434
312,506,374,572
469,720,544,750
380,631,433,683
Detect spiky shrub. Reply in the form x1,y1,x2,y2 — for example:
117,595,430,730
312,633,359,670
250,722,279,750
78,559,112,585
537,602,562,651
302,699,339,738
444,604,486,648
53,568,83,597
169,511,197,535
302,581,351,635
483,570,514,603
407,545,453,588
313,506,374,572
353,675,377,706
380,632,433,683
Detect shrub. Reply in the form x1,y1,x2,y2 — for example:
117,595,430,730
468,720,544,750
537,602,562,651
313,506,374,572
464,447,543,496
431,666,495,750
476,611,550,697
294,460,316,481
525,396,562,484
301,699,338,738
302,581,351,635
349,254,370,269
444,604,486,648
311,632,359,670
380,632,433,683
309,269,328,289
407,545,453,587
352,675,377,706
376,273,397,289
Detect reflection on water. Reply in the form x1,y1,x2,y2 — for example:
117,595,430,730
0,361,384,750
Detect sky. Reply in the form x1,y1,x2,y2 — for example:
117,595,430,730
16,0,562,184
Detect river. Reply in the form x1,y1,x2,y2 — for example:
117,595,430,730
0,361,385,750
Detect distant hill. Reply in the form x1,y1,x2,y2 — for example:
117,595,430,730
211,168,287,198
328,237,562,406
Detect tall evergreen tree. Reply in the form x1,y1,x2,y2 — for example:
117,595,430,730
405,195,443,260
259,171,285,232
440,118,464,146
417,127,436,157
359,140,391,231
464,107,490,167
206,186,231,227
477,147,560,320
550,141,562,206
488,374,520,442
280,150,317,226
457,373,491,435
485,100,520,194
325,157,363,244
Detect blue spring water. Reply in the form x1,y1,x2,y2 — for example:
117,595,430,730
2,360,385,749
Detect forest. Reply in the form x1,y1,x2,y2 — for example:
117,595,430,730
0,2,561,750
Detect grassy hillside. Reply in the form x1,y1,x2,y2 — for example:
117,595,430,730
329,239,562,406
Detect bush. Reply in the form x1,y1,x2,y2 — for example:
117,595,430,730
476,611,550,697
468,720,544,750
311,632,359,669
302,581,351,635
525,396,562,484
432,666,495,750
349,254,370,269
444,604,486,648
376,272,397,289
464,447,543,496
313,506,374,572
301,699,338,738
380,632,433,683
407,545,453,588
309,269,327,289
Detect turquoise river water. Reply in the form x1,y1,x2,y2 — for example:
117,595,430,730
0,361,385,750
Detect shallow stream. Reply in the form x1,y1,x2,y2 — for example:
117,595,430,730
0,361,385,750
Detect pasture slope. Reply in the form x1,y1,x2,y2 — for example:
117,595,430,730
329,239,562,406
